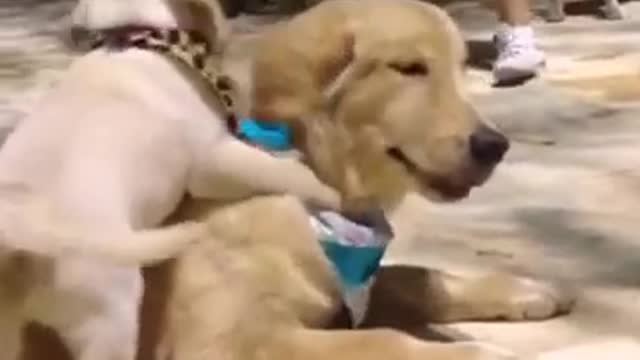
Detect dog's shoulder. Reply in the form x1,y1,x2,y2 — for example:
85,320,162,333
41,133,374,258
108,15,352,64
224,195,307,221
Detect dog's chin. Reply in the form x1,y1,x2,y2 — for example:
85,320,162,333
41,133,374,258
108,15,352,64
419,164,495,202
385,147,501,203
421,177,473,202
385,147,496,203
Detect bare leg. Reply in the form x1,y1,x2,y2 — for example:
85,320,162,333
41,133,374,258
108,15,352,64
495,0,532,25
364,265,575,327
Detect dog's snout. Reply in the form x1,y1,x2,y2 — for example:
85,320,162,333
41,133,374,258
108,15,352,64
469,126,509,165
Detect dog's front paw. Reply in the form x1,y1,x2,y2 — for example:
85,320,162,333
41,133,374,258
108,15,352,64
481,273,576,321
454,342,519,360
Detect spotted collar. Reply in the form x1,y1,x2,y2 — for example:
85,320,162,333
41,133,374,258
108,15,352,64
89,26,238,132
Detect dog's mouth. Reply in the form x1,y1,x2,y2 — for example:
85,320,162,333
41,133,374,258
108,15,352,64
385,147,475,201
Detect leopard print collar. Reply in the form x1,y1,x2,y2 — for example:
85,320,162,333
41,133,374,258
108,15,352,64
90,26,238,131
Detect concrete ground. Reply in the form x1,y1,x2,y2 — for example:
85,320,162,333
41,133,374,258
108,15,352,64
389,1,640,356
1,0,640,358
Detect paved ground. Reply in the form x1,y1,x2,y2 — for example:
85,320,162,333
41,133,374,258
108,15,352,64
1,0,640,358
389,1,640,356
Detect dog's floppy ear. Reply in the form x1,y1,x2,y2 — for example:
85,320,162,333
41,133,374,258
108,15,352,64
251,29,356,124
322,40,383,117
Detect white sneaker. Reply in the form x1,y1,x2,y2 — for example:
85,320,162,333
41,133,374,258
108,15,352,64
493,24,545,83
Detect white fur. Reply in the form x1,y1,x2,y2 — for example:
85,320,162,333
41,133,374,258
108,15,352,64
72,0,181,30
0,1,337,359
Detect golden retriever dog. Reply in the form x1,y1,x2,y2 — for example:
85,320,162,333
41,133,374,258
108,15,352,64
0,0,340,359
139,193,573,360
129,0,571,359
20,0,574,359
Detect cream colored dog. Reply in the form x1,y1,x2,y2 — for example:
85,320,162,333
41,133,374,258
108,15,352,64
133,1,571,359
0,0,340,359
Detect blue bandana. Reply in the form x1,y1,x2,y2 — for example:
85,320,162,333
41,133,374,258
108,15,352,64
309,209,393,326
238,118,393,326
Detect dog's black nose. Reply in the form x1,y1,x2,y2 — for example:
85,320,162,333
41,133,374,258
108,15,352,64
469,126,509,165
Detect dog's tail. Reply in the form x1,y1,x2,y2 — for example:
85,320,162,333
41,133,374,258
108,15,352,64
0,184,201,266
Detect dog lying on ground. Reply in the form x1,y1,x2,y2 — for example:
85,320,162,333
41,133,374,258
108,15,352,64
134,2,575,359
547,0,624,22
129,0,571,359
0,0,341,359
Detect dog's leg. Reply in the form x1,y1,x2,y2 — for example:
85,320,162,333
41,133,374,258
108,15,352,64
189,139,340,209
365,265,575,326
269,328,518,360
547,0,566,22
603,0,624,19
0,308,22,360
52,267,143,360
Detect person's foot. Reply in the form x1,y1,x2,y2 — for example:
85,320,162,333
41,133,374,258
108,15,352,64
493,24,545,83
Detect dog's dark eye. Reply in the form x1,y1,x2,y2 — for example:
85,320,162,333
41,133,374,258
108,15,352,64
386,147,416,171
388,62,429,76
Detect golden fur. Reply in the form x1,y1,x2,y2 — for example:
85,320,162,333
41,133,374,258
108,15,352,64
250,0,498,210
137,194,572,360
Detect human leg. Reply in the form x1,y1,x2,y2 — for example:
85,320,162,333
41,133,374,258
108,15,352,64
493,0,545,83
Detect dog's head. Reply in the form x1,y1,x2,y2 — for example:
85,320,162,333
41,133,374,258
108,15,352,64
70,0,230,50
253,0,509,211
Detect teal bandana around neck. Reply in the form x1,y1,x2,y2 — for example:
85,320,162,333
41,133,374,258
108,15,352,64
237,118,291,150
309,208,393,326
239,117,393,326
